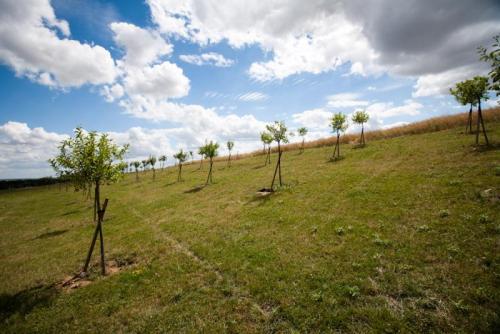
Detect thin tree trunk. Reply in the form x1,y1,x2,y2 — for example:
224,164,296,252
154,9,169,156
278,142,282,186
361,124,365,145
478,100,489,145
301,138,305,153
267,146,271,165
199,157,203,170
271,150,281,190
178,164,182,181
135,170,138,181
228,152,231,167
206,159,213,185
84,181,106,275
466,104,473,134
153,168,155,181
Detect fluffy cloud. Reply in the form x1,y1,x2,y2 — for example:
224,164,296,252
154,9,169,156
0,121,68,178
110,22,173,68
179,52,234,67
147,0,500,94
0,0,118,88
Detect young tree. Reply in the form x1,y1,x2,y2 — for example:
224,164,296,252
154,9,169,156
226,140,234,167
198,145,206,170
470,76,490,145
260,131,273,165
149,155,157,180
297,127,308,153
352,110,369,146
189,151,194,164
267,121,289,189
330,113,348,160
450,80,477,134
478,35,500,99
132,161,141,181
173,149,188,181
141,159,148,172
159,155,167,170
203,141,219,185
49,128,128,275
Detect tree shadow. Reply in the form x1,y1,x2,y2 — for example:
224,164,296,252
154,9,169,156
252,165,267,170
471,143,500,153
184,185,205,193
33,229,68,240
0,284,58,321
61,209,80,216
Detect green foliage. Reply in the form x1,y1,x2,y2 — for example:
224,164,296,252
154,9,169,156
173,149,188,164
450,80,477,106
266,121,289,144
132,161,141,171
478,35,500,98
260,131,273,145
49,127,128,191
330,112,348,135
352,110,369,125
203,141,220,159
298,127,308,137
149,155,157,169
227,140,234,152
159,155,166,163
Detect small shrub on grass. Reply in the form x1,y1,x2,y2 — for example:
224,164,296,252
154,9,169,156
478,214,489,224
373,234,391,247
345,285,360,299
439,209,450,218
336,227,345,235
417,224,430,232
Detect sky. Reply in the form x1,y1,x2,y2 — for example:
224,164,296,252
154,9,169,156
0,0,499,179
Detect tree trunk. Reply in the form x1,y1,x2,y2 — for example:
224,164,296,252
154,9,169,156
84,181,106,275
278,142,282,186
199,157,203,170
301,138,305,153
178,164,182,181
153,168,155,181
135,170,138,181
466,104,473,134
361,124,365,145
228,152,231,167
477,99,489,146
206,158,213,185
270,150,281,190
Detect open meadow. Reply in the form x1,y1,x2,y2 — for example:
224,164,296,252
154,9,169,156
1,115,499,333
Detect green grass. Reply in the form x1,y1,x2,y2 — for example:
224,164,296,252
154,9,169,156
1,124,499,333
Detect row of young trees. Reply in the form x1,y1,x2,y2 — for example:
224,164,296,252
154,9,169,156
449,35,499,146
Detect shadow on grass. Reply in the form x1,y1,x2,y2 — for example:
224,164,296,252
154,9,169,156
34,229,68,240
471,143,500,153
184,185,205,193
252,164,268,170
61,210,80,216
0,284,58,321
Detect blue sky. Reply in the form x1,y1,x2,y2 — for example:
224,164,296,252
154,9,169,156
0,0,499,178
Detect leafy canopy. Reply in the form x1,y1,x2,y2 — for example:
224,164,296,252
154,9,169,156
352,110,369,124
450,79,477,106
298,127,308,136
478,35,500,97
260,131,273,145
174,149,188,164
149,155,157,167
266,121,289,144
330,113,348,134
469,76,489,102
49,127,128,191
159,155,166,162
227,140,234,151
204,141,220,159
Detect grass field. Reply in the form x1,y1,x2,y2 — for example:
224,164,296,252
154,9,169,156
1,118,499,333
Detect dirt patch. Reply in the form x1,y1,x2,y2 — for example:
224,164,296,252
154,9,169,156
59,258,136,292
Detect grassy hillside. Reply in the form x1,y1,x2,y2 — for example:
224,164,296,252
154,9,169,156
1,119,499,333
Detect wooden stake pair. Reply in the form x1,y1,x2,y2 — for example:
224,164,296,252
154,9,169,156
83,196,109,276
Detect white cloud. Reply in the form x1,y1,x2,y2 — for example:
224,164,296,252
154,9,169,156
146,0,499,95
0,0,118,88
238,92,268,102
366,100,423,119
179,52,234,67
110,22,173,68
327,93,369,108
123,62,190,101
0,121,68,178
292,108,332,130
100,83,125,102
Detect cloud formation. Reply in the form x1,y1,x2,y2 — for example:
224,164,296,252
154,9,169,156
179,52,234,67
